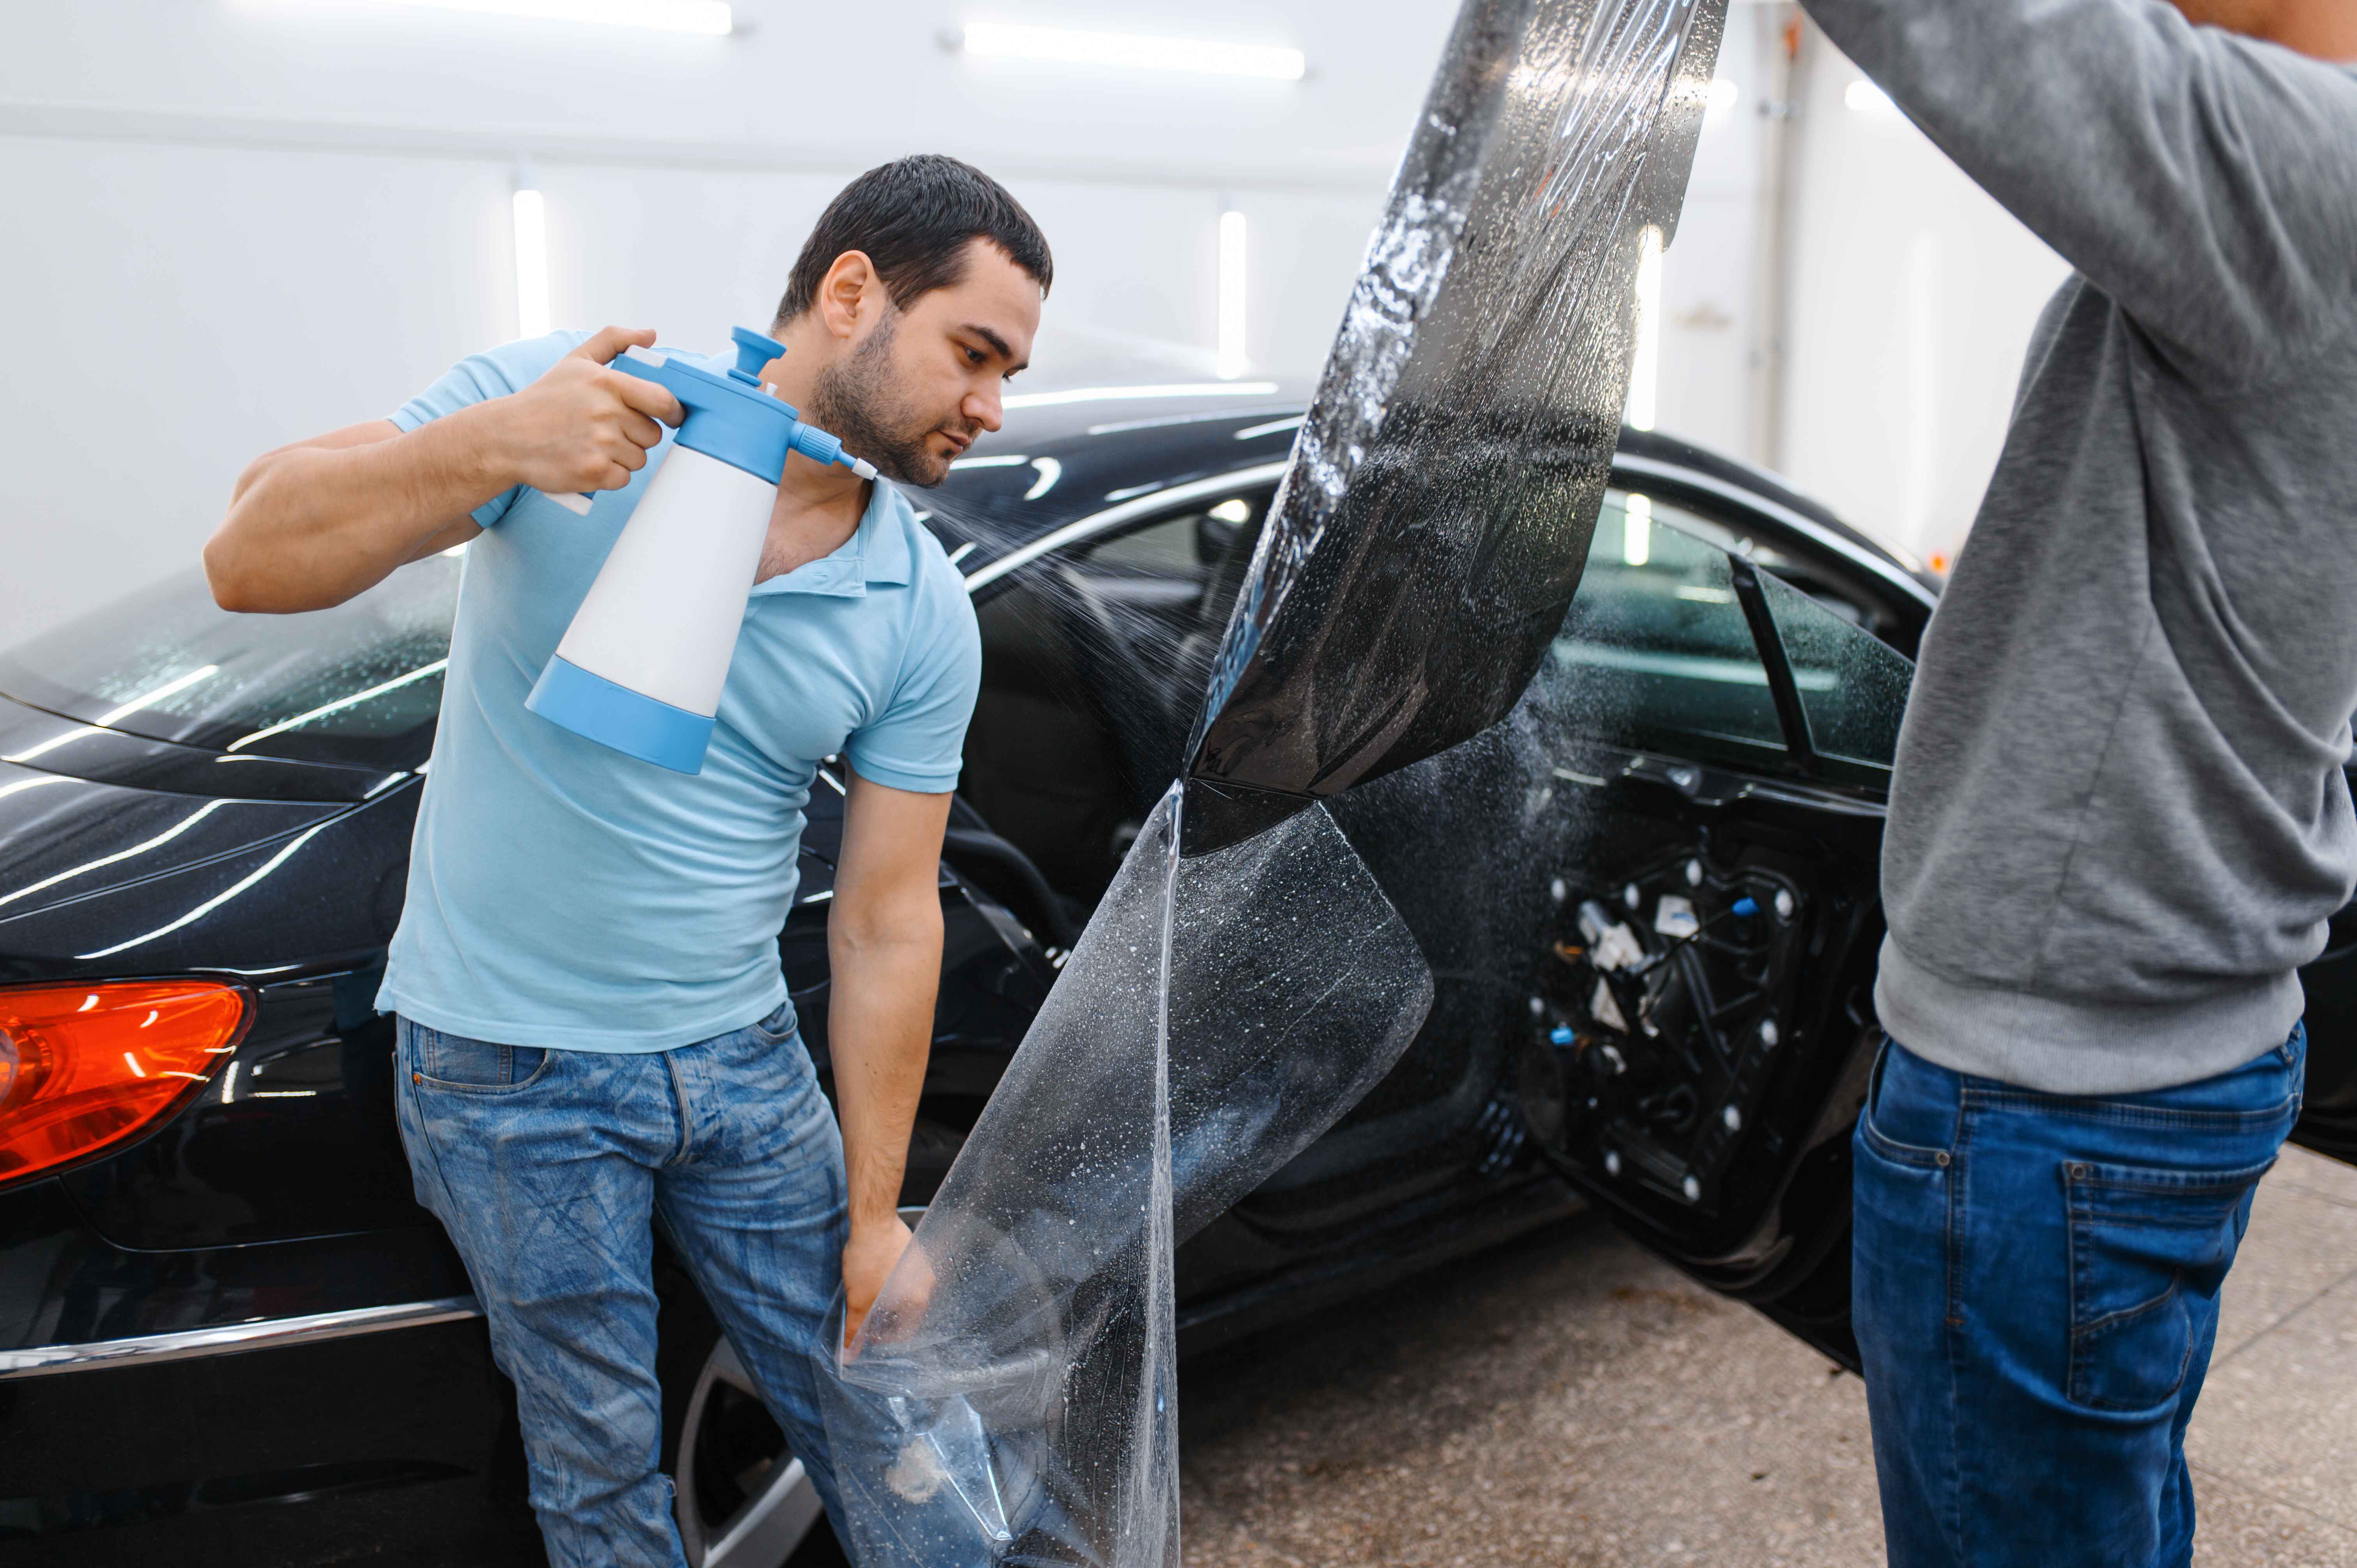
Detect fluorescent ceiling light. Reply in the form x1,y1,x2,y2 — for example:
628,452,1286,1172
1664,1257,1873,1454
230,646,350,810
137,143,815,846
512,187,551,339
1845,78,1900,116
269,0,734,34
1217,210,1249,380
954,22,1305,81
1005,382,1279,410
1703,77,1738,129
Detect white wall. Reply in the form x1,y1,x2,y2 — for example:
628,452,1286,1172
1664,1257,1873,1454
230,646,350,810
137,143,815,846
1772,16,2071,564
0,0,1440,639
1,1,2089,640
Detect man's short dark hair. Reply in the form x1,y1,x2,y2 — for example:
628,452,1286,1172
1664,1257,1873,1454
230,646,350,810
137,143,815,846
775,155,1052,325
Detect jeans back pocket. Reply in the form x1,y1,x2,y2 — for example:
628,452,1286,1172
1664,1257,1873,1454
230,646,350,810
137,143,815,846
2064,1154,2276,1411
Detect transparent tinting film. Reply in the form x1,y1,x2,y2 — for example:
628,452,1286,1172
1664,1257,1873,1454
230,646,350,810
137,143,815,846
820,788,1432,1567
1186,0,1725,853
820,0,1732,1558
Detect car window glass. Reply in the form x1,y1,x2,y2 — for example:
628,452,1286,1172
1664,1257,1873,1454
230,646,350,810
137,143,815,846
1074,493,1264,582
1079,514,1201,577
1634,488,1879,633
1754,565,1913,773
0,556,459,767
1534,491,1784,768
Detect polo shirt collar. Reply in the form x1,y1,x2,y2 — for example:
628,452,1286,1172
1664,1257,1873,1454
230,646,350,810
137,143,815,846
748,479,913,599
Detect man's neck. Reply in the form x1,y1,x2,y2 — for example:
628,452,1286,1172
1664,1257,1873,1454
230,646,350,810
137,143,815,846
751,325,871,583
756,460,869,584
2258,0,2357,61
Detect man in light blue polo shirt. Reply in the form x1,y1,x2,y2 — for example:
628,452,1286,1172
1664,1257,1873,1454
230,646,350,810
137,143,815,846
205,155,1051,1567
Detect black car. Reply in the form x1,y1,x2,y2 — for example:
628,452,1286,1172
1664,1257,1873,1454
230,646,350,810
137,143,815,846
3,392,2350,1567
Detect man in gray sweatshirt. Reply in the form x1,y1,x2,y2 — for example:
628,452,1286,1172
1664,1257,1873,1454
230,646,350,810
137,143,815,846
1793,0,2357,1561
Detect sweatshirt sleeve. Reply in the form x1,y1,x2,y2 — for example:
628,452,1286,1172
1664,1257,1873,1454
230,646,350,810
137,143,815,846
1799,0,2357,387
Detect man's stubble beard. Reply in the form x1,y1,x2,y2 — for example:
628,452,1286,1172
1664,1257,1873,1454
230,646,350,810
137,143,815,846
807,313,968,489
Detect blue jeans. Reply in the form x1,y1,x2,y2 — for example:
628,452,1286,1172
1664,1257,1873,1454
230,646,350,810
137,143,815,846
1853,1024,2306,1568
393,1004,848,1568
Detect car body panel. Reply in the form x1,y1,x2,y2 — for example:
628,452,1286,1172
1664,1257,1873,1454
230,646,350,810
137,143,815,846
4,389,2348,1559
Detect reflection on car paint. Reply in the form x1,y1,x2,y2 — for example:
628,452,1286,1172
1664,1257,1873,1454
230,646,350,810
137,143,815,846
78,818,340,961
224,658,450,753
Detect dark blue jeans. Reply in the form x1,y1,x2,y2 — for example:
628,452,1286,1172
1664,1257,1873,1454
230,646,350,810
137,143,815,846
393,1004,848,1568
1853,1024,2305,1568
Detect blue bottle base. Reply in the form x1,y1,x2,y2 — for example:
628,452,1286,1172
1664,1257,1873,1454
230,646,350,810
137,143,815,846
526,656,714,775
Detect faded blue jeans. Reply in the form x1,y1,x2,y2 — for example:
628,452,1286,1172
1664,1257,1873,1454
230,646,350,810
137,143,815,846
1853,1024,2306,1568
393,1003,849,1568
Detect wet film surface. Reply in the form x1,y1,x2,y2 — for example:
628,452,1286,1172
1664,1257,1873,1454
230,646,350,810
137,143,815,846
821,790,1431,1566
825,0,1730,1559
1186,0,1725,853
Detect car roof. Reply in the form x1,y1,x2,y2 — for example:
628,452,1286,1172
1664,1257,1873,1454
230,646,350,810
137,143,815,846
928,386,1940,603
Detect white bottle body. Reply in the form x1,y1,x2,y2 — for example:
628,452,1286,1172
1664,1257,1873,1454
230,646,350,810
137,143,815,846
553,445,774,719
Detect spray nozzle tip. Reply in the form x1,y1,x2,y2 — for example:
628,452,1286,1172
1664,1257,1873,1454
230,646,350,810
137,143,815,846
850,458,878,481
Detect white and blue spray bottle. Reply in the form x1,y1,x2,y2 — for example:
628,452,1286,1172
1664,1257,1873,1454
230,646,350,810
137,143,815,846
525,327,876,773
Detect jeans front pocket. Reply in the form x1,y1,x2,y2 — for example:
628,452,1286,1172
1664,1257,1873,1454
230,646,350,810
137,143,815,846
414,1027,551,1093
1858,1036,1961,1170
2064,1153,2276,1411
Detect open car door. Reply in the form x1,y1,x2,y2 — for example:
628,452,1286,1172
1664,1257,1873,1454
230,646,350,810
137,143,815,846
1497,488,1912,1366
2294,774,2357,1167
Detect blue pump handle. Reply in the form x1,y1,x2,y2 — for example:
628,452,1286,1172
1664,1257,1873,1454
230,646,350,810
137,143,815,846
541,330,873,514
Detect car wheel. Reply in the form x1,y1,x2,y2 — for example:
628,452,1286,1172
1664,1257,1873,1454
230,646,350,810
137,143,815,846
661,1203,934,1567
675,1331,827,1568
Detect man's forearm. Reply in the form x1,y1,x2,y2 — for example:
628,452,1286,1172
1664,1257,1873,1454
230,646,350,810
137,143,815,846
827,916,943,1231
207,406,516,614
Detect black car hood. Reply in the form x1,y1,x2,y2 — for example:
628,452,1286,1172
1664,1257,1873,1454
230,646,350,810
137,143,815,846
0,696,383,931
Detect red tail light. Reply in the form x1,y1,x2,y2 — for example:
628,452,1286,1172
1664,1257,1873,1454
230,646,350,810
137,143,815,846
0,980,251,1186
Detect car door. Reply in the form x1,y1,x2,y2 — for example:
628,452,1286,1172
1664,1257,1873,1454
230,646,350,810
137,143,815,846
2291,753,2357,1167
1502,486,1914,1365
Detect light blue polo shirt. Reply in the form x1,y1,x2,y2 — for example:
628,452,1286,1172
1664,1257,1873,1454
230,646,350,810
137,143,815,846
374,330,981,1051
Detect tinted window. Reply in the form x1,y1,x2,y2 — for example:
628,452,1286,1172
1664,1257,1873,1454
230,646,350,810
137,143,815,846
0,553,460,767
1536,491,1785,768
1756,565,1913,774
1071,494,1263,581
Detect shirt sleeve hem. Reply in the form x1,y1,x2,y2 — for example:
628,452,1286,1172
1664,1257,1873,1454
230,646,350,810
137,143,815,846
842,753,962,794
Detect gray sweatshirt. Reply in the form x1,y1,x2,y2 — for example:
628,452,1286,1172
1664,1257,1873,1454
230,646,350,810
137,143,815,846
1800,0,2357,1093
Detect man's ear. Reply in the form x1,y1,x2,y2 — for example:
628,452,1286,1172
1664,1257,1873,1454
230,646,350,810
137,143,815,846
818,251,880,341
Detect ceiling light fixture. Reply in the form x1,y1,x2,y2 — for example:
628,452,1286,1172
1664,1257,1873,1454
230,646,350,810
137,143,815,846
1004,382,1280,410
1217,209,1250,380
512,175,552,340
950,22,1305,81
1845,78,1901,116
262,0,734,35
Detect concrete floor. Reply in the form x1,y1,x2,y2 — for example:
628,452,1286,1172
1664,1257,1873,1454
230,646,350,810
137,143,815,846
1177,1146,2357,1568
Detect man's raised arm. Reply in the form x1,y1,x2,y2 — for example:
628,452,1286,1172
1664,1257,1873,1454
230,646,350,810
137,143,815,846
1802,0,2357,385
205,325,681,614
